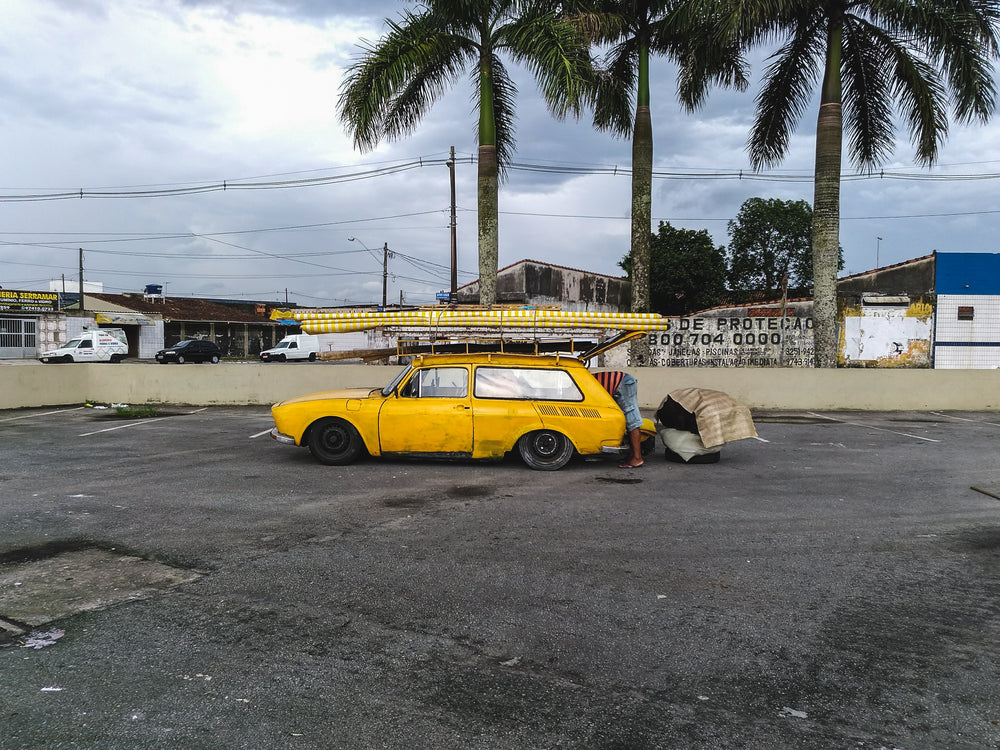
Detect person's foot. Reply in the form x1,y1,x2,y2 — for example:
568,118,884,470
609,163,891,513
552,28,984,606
619,459,644,469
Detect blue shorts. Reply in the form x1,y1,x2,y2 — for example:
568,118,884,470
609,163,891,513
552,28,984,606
613,373,642,432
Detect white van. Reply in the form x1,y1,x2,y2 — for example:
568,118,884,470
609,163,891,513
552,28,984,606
39,328,129,364
260,334,320,362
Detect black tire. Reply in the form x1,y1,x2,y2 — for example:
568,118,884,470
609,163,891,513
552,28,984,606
63,355,74,363
210,355,220,364
177,355,185,364
308,352,317,362
308,418,364,465
109,354,123,363
641,435,655,457
518,430,574,471
278,354,286,362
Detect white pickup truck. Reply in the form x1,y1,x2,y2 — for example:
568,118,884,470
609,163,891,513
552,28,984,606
39,328,129,363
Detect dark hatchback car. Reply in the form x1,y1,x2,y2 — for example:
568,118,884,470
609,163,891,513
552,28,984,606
155,339,221,364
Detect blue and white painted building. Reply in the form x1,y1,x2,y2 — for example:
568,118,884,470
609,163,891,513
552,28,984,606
934,252,1000,369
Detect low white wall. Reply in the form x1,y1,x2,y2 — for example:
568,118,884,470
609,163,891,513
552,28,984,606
2,362,998,411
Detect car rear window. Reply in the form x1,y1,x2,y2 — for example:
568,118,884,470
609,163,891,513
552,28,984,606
474,367,583,402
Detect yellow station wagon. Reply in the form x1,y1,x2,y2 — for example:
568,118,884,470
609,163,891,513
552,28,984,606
269,351,638,470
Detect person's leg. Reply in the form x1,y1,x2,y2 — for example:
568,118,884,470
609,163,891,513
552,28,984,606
623,426,643,467
615,374,643,467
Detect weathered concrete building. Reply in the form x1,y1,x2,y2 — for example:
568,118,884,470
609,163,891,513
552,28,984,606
836,255,935,368
455,260,631,312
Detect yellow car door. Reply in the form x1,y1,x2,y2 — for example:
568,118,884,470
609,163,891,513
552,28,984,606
378,365,473,455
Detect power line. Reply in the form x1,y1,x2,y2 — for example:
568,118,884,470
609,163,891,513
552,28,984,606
4,156,1000,204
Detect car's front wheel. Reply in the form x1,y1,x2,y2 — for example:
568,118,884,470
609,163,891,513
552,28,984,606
518,430,574,471
177,355,185,364
308,418,364,465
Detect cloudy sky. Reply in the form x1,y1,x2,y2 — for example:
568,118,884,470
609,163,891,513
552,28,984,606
2,0,999,309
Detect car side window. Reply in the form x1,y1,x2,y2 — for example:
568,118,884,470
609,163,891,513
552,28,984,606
474,368,524,398
404,367,469,398
475,367,583,402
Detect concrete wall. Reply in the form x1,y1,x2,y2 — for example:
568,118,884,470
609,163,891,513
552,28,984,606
2,363,998,411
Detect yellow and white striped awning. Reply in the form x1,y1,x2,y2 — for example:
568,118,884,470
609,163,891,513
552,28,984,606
271,308,672,334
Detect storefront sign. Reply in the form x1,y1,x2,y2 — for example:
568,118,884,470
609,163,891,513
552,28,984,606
0,290,60,313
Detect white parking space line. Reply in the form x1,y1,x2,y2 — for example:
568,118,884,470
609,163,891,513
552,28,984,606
930,411,1000,428
79,418,172,436
78,407,208,437
806,412,941,443
0,407,85,422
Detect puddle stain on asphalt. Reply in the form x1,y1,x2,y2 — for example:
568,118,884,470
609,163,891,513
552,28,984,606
0,545,200,637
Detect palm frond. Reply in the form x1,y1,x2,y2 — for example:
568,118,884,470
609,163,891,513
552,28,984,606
337,11,474,151
840,17,896,170
652,8,751,110
592,40,638,135
877,0,999,123
499,7,595,120
748,13,824,170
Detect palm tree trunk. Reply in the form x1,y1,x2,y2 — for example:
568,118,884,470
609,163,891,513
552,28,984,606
476,48,499,307
629,40,652,366
811,23,843,368
478,144,499,306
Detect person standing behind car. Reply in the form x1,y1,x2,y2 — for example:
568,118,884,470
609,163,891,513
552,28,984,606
594,370,643,469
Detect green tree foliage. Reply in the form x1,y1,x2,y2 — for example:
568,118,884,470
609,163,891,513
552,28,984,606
337,1,593,307
620,221,726,315
718,0,1000,366
726,197,837,298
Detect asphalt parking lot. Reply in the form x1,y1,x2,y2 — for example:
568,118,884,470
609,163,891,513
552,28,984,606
1,405,999,750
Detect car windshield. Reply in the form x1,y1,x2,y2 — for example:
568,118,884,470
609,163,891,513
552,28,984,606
273,341,289,349
381,364,413,396
173,340,193,349
62,338,83,349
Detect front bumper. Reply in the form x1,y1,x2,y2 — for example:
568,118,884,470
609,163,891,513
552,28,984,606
270,427,296,445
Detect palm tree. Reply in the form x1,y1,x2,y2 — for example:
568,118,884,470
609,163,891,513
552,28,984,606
728,0,1000,367
337,1,593,307
578,0,748,363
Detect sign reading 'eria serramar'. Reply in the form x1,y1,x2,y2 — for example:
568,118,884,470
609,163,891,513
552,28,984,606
0,290,60,313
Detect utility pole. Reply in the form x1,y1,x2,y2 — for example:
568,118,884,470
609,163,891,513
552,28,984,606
448,146,457,299
382,243,390,309
78,248,84,312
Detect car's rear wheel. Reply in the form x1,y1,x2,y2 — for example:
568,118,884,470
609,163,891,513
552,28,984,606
109,354,123,363
210,354,220,364
308,418,364,465
308,353,316,362
518,430,574,471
